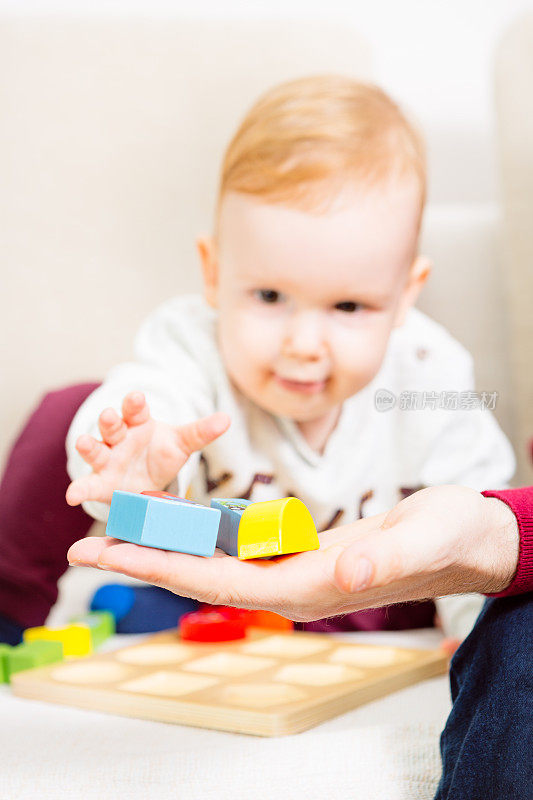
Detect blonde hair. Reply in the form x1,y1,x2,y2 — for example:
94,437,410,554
219,75,426,213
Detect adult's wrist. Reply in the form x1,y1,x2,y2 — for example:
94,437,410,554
482,488,533,596
479,496,520,594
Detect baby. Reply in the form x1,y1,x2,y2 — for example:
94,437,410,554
66,76,515,638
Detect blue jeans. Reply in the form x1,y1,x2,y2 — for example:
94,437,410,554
436,593,533,799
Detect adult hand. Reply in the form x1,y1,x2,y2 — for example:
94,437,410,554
334,484,520,604
67,514,388,622
67,485,520,621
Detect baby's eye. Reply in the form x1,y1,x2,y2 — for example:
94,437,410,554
334,301,362,313
254,289,284,304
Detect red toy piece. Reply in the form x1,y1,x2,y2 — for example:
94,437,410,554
198,605,294,631
141,491,195,504
203,606,252,622
180,610,247,642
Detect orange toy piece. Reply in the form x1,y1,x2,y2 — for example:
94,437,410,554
200,605,294,631
248,610,294,631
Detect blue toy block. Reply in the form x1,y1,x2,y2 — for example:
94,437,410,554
90,584,137,622
90,584,199,633
210,498,252,556
106,490,221,556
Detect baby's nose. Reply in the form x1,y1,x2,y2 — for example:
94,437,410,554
282,311,326,360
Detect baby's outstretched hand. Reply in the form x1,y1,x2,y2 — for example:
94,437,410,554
65,391,230,507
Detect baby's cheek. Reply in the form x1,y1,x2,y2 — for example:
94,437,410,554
333,326,390,388
242,313,277,360
220,310,279,378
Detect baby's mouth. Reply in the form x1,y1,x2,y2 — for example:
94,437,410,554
273,374,329,395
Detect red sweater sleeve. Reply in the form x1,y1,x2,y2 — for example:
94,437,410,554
482,487,533,596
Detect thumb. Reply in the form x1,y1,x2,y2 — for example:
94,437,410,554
334,519,428,594
176,412,231,456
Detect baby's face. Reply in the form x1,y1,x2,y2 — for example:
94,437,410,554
200,183,428,425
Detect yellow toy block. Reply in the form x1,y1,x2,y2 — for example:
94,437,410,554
237,497,319,560
23,624,92,657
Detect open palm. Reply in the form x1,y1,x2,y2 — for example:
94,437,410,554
66,391,230,507
67,485,519,620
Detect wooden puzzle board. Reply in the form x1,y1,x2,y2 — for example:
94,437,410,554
11,629,449,736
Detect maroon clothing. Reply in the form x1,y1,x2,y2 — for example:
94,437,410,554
295,601,436,634
483,487,533,597
0,384,98,627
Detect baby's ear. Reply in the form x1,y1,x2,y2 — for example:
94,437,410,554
394,255,432,327
196,236,219,308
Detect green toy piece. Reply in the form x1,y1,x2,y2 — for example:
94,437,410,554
6,640,63,680
70,611,115,648
0,644,10,683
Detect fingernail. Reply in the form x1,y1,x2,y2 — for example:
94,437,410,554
349,558,373,592
96,562,111,571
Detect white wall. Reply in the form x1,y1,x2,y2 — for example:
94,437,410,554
1,0,532,204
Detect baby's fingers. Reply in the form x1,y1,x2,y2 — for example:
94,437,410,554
176,412,231,457
75,434,110,471
66,473,113,506
98,408,128,446
122,392,150,427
